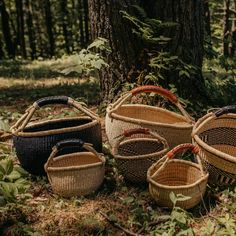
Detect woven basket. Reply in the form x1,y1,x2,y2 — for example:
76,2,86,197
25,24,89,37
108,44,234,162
147,143,209,209
192,105,236,187
11,96,102,175
106,85,194,149
113,128,169,183
44,139,105,198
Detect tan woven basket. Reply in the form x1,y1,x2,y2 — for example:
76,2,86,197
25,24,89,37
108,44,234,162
44,139,105,198
192,105,236,187
147,143,209,209
113,128,169,183
106,85,194,149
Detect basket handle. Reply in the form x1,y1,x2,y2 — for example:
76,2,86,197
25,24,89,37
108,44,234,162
192,105,236,136
11,97,99,134
108,85,194,123
44,139,104,170
113,128,169,155
35,96,69,107
150,143,203,179
215,105,236,117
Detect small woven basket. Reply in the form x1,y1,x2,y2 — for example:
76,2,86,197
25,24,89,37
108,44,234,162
147,144,209,209
44,139,105,198
113,128,169,183
106,85,194,149
192,105,236,187
11,96,102,175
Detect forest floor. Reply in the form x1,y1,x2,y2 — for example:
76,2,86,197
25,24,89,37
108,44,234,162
0,59,236,236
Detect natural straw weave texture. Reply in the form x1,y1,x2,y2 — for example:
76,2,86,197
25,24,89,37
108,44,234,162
45,139,105,198
11,96,102,175
147,143,208,209
113,128,169,183
192,106,236,187
106,86,194,149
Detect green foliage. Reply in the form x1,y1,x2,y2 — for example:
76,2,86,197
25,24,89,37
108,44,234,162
60,38,110,77
0,159,30,205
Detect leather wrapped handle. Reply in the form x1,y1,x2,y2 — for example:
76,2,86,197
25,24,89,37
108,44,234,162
166,143,199,159
55,139,85,150
131,85,178,104
123,128,150,137
35,96,69,107
215,105,236,117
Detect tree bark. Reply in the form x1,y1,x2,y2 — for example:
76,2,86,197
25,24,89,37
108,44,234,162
0,0,15,57
25,0,36,59
44,0,55,57
143,0,205,100
88,0,142,102
230,0,236,56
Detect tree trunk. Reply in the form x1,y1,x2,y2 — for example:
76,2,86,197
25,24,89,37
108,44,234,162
83,0,89,44
25,0,36,59
0,0,15,57
78,0,85,47
143,0,205,100
15,0,27,58
44,0,55,57
204,0,211,39
223,0,230,56
0,37,4,58
88,0,142,103
60,0,70,53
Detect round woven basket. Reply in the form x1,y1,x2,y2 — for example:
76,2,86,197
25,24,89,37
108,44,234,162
105,85,194,149
11,96,102,175
192,105,236,187
113,128,169,183
44,139,105,198
147,144,209,209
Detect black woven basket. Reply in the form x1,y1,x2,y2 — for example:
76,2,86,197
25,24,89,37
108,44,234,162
11,96,102,175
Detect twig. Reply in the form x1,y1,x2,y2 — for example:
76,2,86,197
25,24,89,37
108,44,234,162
99,211,139,236
137,216,170,235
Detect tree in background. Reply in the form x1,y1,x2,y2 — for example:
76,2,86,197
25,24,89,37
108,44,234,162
88,0,206,102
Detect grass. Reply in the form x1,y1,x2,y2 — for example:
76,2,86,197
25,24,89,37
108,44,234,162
0,58,236,235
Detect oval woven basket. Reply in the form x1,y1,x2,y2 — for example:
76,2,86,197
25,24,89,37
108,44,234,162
113,128,169,183
192,105,236,187
11,96,102,175
45,139,105,198
105,85,194,149
147,144,209,209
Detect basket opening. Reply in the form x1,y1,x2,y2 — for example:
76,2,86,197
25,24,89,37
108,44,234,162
23,118,92,133
151,162,203,186
116,105,189,124
50,152,102,168
118,139,164,156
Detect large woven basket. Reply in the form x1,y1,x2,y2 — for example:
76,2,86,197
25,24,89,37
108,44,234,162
11,96,102,175
192,105,236,187
44,139,105,198
113,128,169,183
147,144,209,209
106,85,194,149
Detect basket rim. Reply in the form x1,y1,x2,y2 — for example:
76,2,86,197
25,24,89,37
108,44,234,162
107,104,193,129
193,134,236,164
147,159,209,189
45,152,105,172
12,117,100,137
114,138,169,160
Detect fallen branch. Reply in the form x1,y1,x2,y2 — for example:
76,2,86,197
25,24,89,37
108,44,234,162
99,211,139,236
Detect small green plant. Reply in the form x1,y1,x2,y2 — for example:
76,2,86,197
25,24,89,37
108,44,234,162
60,37,110,78
0,158,31,205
